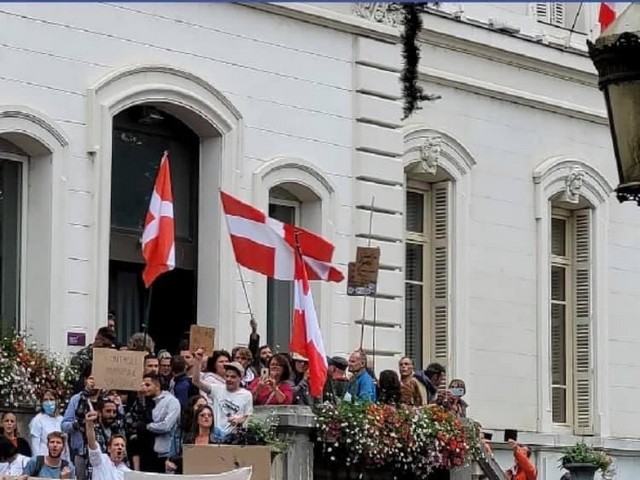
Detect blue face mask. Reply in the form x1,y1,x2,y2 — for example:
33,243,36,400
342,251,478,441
450,387,465,397
42,400,57,416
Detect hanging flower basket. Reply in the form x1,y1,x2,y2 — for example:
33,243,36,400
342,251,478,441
315,402,482,479
0,331,77,410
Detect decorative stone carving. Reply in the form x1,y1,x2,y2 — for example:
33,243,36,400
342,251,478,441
564,166,585,203
420,135,442,175
352,3,403,27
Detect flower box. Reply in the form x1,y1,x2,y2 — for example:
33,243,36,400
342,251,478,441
314,402,481,479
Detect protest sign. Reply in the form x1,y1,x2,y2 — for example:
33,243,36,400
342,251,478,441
347,246,380,296
190,325,215,354
184,445,271,480
92,348,146,391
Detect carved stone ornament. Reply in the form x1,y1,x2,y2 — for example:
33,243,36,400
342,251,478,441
352,3,403,27
564,166,585,204
420,135,442,175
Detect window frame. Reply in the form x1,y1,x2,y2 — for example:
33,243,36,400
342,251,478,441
0,151,28,333
405,181,432,369
550,207,574,427
266,195,301,351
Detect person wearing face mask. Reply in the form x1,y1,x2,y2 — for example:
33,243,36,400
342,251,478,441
85,411,130,480
30,390,65,458
447,379,468,418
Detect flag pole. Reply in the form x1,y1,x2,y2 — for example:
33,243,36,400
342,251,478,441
359,196,375,350
235,262,256,322
142,285,153,353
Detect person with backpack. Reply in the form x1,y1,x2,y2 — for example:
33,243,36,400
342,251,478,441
22,431,74,479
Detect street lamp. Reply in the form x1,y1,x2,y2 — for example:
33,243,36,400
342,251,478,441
588,5,640,204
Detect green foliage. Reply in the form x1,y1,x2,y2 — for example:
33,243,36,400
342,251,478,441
224,414,288,455
561,440,613,475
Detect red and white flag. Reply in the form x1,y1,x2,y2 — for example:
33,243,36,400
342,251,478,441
220,191,343,282
290,251,328,397
599,2,616,31
142,152,175,288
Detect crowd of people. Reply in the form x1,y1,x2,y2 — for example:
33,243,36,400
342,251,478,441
0,314,536,480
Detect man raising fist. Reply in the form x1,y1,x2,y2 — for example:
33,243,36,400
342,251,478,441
85,411,130,480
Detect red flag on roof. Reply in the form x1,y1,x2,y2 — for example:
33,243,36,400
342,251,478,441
599,2,616,31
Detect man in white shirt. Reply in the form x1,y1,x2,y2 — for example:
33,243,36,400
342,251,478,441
84,411,129,480
192,361,253,439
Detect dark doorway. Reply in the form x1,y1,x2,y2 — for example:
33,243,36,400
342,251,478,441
109,106,199,353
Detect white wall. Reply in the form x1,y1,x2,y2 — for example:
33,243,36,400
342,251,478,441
2,1,640,475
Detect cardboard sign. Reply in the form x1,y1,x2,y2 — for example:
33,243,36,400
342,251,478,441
92,348,146,391
190,325,215,355
347,246,380,296
184,445,271,480
125,469,252,480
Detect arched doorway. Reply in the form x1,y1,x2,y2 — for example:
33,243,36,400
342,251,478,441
109,105,199,352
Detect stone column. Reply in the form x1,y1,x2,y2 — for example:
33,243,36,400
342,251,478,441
253,405,316,480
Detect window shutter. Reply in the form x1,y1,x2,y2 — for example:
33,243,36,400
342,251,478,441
535,3,551,22
573,209,593,435
431,182,450,376
551,3,566,26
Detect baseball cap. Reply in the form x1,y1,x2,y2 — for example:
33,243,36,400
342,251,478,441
291,352,309,362
330,356,348,371
223,362,245,377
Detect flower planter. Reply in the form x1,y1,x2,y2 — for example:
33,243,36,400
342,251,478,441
564,463,599,480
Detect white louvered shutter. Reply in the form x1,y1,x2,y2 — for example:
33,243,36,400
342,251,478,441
551,3,566,26
431,182,450,378
535,3,551,22
573,209,593,435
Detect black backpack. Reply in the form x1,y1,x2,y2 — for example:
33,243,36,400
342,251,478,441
32,456,69,478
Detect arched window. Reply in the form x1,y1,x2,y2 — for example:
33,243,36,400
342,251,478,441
0,106,69,350
253,158,336,351
533,157,613,434
0,139,25,335
403,127,474,376
88,65,242,351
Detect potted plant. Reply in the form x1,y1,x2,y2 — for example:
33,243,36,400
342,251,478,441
560,441,613,480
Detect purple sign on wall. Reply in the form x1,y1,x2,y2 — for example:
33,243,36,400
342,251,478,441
67,332,87,347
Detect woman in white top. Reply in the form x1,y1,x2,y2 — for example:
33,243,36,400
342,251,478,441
29,389,65,457
201,350,231,388
0,434,30,475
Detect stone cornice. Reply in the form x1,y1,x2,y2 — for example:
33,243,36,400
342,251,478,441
241,3,598,87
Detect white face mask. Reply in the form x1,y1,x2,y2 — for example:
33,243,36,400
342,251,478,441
450,387,465,397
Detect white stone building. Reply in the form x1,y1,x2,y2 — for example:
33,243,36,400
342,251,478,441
0,1,639,477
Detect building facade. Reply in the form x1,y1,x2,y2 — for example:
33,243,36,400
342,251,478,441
0,1,639,478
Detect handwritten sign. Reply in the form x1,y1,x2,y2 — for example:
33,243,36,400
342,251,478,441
92,348,146,391
183,445,270,480
190,325,215,355
347,247,380,296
